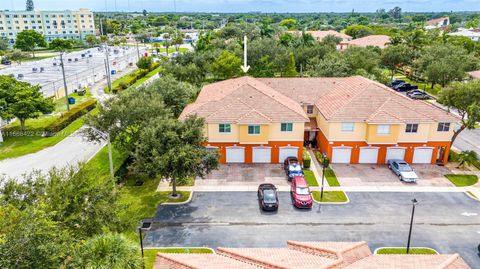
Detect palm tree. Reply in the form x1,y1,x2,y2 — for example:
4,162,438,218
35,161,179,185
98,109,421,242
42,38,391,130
457,150,478,169
69,233,142,269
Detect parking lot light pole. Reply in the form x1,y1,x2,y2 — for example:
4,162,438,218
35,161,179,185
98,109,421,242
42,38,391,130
137,219,153,269
406,198,418,254
320,152,327,201
59,52,70,111
104,43,113,92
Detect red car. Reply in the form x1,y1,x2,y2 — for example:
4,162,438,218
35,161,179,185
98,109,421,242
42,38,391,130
290,176,313,209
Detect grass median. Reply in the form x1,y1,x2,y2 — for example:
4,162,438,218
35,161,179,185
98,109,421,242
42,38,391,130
376,247,437,255
312,191,348,203
444,174,478,187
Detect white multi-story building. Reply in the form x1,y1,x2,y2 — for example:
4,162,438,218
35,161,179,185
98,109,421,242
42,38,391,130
0,8,95,45
449,28,480,42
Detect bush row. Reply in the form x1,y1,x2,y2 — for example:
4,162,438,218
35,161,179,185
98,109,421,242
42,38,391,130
112,62,160,93
302,148,311,169
44,99,97,136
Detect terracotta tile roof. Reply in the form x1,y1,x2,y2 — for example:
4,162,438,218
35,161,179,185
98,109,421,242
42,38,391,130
468,70,480,79
426,17,449,26
180,77,309,123
153,242,471,269
289,30,352,42
217,247,341,269
343,35,391,48
154,253,263,269
344,254,469,269
181,76,458,125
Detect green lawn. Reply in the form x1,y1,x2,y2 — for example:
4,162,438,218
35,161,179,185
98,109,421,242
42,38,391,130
0,115,85,160
376,247,437,255
325,168,340,187
82,144,129,180
312,191,348,203
156,47,188,53
304,170,318,186
54,90,94,113
445,174,479,187
144,248,213,269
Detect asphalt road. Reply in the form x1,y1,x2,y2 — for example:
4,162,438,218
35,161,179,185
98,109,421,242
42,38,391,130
145,192,480,268
455,129,480,157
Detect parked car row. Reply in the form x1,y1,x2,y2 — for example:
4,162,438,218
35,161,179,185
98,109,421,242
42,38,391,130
258,156,315,211
390,80,431,100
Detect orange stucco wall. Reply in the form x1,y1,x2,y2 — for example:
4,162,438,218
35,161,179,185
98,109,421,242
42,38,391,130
316,130,451,164
204,141,304,164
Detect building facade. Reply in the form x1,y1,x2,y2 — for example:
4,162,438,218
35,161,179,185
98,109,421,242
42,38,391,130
180,76,459,165
0,8,95,44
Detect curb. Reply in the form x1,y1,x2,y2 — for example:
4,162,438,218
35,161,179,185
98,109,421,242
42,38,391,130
162,191,194,205
374,247,439,254
464,191,480,202
312,191,350,205
142,247,216,253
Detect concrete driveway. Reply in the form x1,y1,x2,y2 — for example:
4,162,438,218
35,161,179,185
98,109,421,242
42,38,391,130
146,192,480,268
196,164,288,187
332,164,454,187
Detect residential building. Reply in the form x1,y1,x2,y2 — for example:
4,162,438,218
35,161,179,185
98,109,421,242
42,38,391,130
153,240,470,269
448,28,480,42
425,17,450,30
0,8,95,44
180,76,459,165
339,35,390,50
289,30,352,43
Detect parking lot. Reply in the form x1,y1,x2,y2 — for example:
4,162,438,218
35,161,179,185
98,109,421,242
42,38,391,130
196,164,288,187
332,164,454,187
146,191,480,268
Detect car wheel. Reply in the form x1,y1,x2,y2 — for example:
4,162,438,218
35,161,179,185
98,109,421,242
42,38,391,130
398,175,403,181
388,165,391,169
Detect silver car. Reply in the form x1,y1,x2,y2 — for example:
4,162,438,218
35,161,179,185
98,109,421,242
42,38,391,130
387,159,419,183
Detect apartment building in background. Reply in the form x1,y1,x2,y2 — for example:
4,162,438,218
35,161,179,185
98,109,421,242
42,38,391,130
0,8,95,44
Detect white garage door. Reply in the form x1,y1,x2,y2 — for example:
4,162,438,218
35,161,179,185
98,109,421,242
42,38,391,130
252,147,272,163
412,148,434,164
332,147,352,164
279,147,299,163
386,147,406,163
359,147,379,164
226,147,245,163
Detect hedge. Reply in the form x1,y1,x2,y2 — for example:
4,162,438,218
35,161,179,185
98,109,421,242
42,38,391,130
44,99,97,136
111,62,160,93
302,148,311,169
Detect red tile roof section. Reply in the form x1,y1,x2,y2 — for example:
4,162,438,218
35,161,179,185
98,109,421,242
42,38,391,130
343,35,391,48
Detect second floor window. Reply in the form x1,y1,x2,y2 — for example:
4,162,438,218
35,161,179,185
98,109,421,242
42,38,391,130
437,122,450,132
281,123,293,132
341,122,354,132
248,125,261,135
377,124,390,135
306,105,314,114
405,124,418,133
219,124,231,133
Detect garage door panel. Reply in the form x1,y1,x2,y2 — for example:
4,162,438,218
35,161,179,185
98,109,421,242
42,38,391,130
386,148,406,163
359,148,379,164
226,147,245,163
253,148,271,163
279,148,298,163
412,148,433,164
332,148,352,164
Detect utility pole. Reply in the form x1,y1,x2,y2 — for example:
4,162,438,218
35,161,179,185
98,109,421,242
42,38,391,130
104,43,113,92
59,53,70,111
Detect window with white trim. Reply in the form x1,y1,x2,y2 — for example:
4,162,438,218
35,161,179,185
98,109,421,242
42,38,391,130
437,122,450,132
248,125,261,135
405,124,418,133
377,124,390,135
281,123,293,132
341,122,354,132
218,123,231,133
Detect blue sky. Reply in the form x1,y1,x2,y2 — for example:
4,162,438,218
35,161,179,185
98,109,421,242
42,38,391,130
1,0,480,13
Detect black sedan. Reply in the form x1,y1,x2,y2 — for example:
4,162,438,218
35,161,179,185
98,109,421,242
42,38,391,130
257,184,279,211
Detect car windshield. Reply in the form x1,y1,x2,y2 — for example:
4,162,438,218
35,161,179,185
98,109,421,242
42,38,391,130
296,187,310,195
289,164,301,171
398,164,413,172
263,189,276,203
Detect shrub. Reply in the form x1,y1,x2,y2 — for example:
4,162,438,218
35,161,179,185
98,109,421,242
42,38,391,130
136,56,153,70
314,151,330,168
44,99,97,135
303,149,311,169
118,82,129,90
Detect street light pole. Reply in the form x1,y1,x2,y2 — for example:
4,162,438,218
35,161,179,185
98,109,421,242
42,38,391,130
89,127,114,181
406,198,418,254
104,43,113,92
320,152,327,201
60,53,70,111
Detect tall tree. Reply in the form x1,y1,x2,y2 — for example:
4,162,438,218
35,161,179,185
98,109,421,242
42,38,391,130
0,37,9,51
284,52,298,77
14,30,46,58
381,45,410,81
0,75,54,131
49,38,73,52
26,0,34,11
438,80,480,146
211,50,241,79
